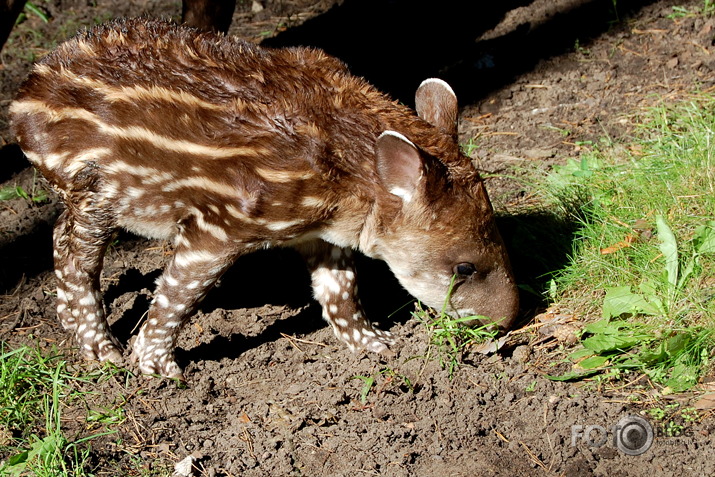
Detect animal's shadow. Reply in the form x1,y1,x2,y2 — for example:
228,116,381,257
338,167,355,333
103,244,414,368
264,0,659,106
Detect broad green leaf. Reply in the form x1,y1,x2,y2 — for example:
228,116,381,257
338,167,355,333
569,347,595,361
602,286,661,318
678,254,696,291
637,281,666,314
582,333,643,353
576,355,609,370
664,362,698,393
665,333,691,356
693,221,715,254
5,450,28,466
656,215,679,289
583,318,615,334
618,357,648,369
638,344,668,365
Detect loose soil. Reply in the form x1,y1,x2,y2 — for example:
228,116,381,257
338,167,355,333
1,1,715,476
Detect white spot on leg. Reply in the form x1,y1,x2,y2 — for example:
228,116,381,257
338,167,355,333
155,294,169,308
174,249,219,268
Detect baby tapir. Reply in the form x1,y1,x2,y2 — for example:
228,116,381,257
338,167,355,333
10,18,519,379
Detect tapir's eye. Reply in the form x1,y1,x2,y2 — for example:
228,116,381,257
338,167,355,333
454,262,477,277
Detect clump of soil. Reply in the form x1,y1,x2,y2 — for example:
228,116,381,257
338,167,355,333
1,0,715,475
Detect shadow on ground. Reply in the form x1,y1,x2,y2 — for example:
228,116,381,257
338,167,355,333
265,0,660,106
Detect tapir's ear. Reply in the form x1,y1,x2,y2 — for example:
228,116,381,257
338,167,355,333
415,78,458,138
375,131,423,204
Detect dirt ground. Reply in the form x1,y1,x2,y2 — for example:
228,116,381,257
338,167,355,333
1,0,715,475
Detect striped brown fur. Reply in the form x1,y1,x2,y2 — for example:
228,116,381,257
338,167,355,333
10,18,518,379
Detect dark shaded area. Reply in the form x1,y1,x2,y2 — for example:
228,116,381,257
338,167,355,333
264,0,659,106
103,264,160,342
496,210,581,320
200,248,413,325
0,206,56,295
183,248,414,365
199,248,313,312
182,0,236,33
0,0,26,53
100,242,414,362
0,144,29,184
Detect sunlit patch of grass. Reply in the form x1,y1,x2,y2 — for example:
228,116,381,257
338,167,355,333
0,345,97,475
541,92,715,392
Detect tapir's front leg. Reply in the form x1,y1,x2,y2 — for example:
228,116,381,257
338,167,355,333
297,242,394,353
131,218,239,379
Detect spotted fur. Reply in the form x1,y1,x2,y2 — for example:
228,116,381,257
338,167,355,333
10,18,518,379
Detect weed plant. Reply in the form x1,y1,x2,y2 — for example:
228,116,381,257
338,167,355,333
414,277,499,377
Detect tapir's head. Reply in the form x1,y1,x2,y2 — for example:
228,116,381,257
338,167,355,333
370,79,519,331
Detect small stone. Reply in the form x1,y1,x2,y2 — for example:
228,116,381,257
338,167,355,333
511,345,531,364
552,324,580,345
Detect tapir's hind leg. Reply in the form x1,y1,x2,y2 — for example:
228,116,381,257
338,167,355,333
298,242,394,353
53,207,122,363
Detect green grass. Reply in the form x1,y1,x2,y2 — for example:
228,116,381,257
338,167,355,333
0,345,98,476
0,343,175,476
413,277,500,377
0,185,48,203
541,91,715,392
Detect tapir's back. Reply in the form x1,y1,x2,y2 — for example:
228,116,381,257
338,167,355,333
10,18,396,243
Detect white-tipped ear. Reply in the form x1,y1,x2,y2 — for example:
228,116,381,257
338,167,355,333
415,78,458,137
375,131,422,203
